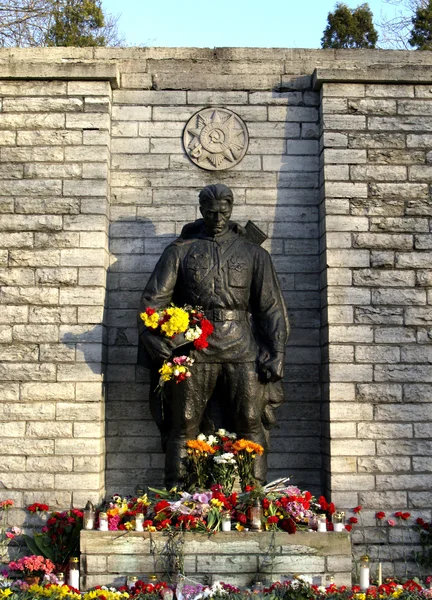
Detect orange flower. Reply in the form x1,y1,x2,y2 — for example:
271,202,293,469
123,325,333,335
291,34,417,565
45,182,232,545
232,439,264,455
186,439,216,454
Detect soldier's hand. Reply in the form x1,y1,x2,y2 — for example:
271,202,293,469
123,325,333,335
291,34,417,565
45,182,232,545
259,352,284,383
142,334,175,362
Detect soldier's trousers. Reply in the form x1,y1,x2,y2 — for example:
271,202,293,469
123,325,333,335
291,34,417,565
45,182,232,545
165,361,267,489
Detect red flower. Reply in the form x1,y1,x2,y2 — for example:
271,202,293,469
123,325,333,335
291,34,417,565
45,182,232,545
280,518,296,534
353,505,362,513
394,511,403,518
375,511,386,520
27,503,49,513
348,517,358,524
236,512,247,524
267,516,279,524
318,496,328,511
401,512,411,520
327,502,336,516
345,525,352,532
262,498,270,510
416,517,426,526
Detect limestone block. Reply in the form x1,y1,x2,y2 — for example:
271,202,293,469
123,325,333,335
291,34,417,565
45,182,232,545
358,457,410,473
0,179,61,196
111,138,150,153
29,306,76,324
63,180,107,197
375,364,432,382
323,115,366,130
9,250,59,268
405,307,432,325
330,402,373,421
397,251,432,268
326,249,370,268
353,233,413,250
55,438,102,456
351,165,407,182
375,326,416,343
0,269,34,286
324,182,367,198
405,384,432,402
353,270,415,288
55,473,102,490
0,344,38,361
324,83,365,97
372,288,426,305
114,90,186,105
331,474,375,491
0,306,28,324
0,438,54,455
26,456,73,473
355,346,401,363
57,363,103,382
330,364,373,382
0,113,64,129
370,217,428,232
12,324,58,343
112,106,151,121
356,383,402,403
56,402,102,422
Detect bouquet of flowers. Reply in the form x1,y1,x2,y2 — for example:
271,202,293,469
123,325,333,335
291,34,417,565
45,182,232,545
8,555,55,579
140,305,214,387
232,438,264,491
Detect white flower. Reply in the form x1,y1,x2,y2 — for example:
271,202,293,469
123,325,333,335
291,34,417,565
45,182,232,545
197,433,206,441
174,369,180,376
185,326,202,341
216,428,226,436
207,435,217,445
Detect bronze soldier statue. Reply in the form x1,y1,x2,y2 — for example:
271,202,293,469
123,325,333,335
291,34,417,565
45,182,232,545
137,184,289,489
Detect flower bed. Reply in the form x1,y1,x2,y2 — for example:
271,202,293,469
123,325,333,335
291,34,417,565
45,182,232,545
0,577,430,600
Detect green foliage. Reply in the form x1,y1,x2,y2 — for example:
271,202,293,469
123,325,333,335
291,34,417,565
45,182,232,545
22,509,83,569
46,0,106,46
321,2,378,49
408,0,432,50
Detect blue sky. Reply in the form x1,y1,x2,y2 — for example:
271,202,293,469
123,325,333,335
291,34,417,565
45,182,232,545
102,0,409,48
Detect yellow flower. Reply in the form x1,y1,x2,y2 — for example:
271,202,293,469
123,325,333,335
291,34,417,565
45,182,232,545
124,521,134,530
211,499,223,508
159,363,174,381
0,590,13,598
235,522,245,531
140,311,160,329
161,307,189,337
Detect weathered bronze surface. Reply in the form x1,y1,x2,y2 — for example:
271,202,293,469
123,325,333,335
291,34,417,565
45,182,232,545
137,184,289,489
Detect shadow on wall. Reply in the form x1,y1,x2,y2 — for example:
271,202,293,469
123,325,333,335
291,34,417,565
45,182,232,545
270,80,322,495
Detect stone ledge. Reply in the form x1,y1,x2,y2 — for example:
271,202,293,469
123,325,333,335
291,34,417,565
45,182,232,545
0,61,119,88
80,531,352,589
313,65,432,88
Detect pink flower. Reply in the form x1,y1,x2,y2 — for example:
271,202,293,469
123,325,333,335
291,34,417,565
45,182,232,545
5,532,14,539
387,519,396,527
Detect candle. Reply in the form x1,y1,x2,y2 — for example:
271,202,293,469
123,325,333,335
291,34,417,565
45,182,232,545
221,511,231,532
359,555,370,591
68,558,80,590
135,513,144,532
333,512,345,532
317,514,327,532
127,576,138,590
98,512,108,531
377,563,382,586
84,501,95,530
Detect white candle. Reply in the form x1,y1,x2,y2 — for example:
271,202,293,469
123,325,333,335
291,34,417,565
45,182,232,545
378,563,382,586
135,513,144,532
333,523,343,532
68,568,80,590
221,519,231,532
360,565,370,590
84,517,94,530
317,521,327,532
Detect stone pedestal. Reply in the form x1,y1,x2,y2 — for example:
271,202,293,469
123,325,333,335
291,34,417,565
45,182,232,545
80,530,352,590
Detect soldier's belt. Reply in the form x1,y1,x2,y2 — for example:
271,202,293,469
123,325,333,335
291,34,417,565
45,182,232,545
206,309,248,322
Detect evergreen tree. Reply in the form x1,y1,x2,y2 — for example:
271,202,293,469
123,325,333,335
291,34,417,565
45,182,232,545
408,0,432,49
321,2,378,49
45,0,105,46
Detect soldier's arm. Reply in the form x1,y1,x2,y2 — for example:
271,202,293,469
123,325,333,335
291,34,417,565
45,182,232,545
250,247,289,381
137,244,181,361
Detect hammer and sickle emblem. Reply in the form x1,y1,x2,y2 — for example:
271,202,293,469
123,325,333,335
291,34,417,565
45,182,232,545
191,144,203,158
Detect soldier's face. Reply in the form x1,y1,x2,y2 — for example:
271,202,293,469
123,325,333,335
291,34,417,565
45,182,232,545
200,199,232,235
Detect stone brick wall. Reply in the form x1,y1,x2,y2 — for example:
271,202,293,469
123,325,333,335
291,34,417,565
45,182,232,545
0,52,431,576
0,74,111,513
80,531,352,589
318,74,432,575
